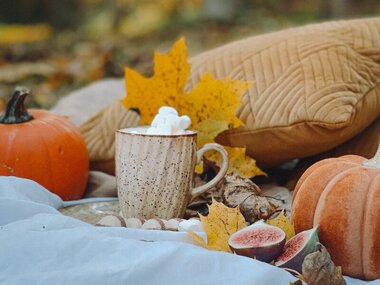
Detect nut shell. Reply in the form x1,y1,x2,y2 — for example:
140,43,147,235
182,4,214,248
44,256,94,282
125,218,145,228
96,215,126,227
141,218,165,230
164,218,182,231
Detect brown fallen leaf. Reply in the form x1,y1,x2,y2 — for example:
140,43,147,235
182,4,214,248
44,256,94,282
185,173,277,222
221,174,277,224
301,243,346,285
290,280,303,285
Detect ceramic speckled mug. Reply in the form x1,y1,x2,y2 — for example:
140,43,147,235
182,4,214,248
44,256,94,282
115,126,229,219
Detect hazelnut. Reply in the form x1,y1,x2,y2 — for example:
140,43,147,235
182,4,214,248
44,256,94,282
96,215,126,227
125,218,145,228
141,218,165,230
164,218,183,231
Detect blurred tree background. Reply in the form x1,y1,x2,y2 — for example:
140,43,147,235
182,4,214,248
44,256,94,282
0,0,379,110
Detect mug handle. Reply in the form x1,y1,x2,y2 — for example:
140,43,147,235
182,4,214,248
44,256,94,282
191,143,229,198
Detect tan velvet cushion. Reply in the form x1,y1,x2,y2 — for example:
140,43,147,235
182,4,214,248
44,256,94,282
188,17,380,167
285,117,380,190
324,117,380,159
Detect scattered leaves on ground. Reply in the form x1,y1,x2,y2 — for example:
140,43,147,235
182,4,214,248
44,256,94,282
0,24,52,44
188,198,246,252
266,210,295,241
301,243,346,285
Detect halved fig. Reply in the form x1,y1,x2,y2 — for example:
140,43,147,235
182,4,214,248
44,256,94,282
275,227,319,273
228,220,286,262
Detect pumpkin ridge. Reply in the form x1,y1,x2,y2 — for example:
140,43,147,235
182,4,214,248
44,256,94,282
61,116,89,197
293,157,340,199
39,113,88,200
1,128,18,175
362,172,380,279
292,161,360,233
35,119,56,193
360,169,374,279
292,155,365,200
313,166,372,278
39,117,61,196
19,123,52,189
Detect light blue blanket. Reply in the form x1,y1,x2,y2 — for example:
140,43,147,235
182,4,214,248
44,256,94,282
0,177,378,285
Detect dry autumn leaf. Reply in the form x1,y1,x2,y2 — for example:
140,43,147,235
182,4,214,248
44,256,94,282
266,210,295,241
194,118,229,147
221,174,277,224
301,243,346,285
188,199,246,252
121,38,263,178
183,72,246,128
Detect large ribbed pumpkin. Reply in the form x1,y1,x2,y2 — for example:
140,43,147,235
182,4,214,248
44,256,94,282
0,87,89,200
291,146,380,280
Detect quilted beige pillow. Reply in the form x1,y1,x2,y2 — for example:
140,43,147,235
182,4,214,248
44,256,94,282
188,17,380,167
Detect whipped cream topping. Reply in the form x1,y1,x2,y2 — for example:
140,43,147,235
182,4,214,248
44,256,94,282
146,106,191,135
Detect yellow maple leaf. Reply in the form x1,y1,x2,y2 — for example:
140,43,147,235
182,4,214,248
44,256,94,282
121,38,264,178
194,118,229,147
226,147,266,177
182,72,249,127
122,38,190,124
266,210,295,241
204,146,266,177
188,199,247,252
194,120,264,178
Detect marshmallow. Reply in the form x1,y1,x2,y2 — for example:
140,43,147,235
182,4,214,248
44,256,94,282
178,219,204,232
158,106,178,116
146,106,191,135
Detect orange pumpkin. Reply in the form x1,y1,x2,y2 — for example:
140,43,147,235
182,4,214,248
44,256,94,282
0,87,89,200
292,146,380,280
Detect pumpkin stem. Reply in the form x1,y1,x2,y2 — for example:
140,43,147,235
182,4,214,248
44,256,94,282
0,87,34,124
363,143,380,169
